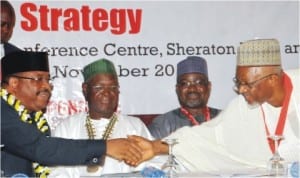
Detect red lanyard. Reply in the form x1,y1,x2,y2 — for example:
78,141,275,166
180,107,210,126
260,73,293,154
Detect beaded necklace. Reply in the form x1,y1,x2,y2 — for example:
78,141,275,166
85,113,118,172
180,107,211,125
1,88,50,178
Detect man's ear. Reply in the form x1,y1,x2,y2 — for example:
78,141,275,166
7,77,19,90
175,84,180,95
267,74,280,87
82,82,88,99
3,77,19,96
207,81,212,93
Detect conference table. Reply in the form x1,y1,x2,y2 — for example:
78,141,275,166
95,166,294,178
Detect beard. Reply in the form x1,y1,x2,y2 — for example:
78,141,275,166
246,102,260,109
180,98,206,109
181,91,207,108
242,94,260,109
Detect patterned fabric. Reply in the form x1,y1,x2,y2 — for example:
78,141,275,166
0,88,50,178
82,58,117,82
237,39,281,66
177,56,208,78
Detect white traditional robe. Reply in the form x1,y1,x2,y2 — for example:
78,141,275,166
49,113,164,177
167,69,300,174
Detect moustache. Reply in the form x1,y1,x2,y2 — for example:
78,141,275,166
36,89,51,96
186,92,201,96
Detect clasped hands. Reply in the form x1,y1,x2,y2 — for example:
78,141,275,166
106,135,168,166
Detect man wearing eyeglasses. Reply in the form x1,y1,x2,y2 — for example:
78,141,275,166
148,56,221,139
129,39,300,175
49,58,164,177
1,51,145,177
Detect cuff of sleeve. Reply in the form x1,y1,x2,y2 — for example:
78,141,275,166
85,140,106,165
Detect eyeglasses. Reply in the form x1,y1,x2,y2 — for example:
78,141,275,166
233,73,277,92
177,79,208,89
11,75,53,85
90,85,119,93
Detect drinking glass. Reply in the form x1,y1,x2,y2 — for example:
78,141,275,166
161,138,179,178
267,135,287,176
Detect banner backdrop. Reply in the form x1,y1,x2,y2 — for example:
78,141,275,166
9,1,299,128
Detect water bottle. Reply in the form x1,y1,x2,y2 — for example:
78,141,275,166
288,162,299,178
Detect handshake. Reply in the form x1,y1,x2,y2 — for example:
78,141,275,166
106,135,168,166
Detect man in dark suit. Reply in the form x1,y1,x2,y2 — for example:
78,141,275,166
1,51,143,177
1,0,21,58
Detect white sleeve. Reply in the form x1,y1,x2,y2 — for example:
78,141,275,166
49,166,80,178
49,117,81,177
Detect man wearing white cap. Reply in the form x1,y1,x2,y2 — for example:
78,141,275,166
129,39,300,175
148,56,221,139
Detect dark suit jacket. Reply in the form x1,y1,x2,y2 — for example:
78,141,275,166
0,43,21,82
1,99,106,177
3,42,21,55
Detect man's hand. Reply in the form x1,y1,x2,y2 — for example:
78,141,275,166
127,135,168,165
106,138,142,166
